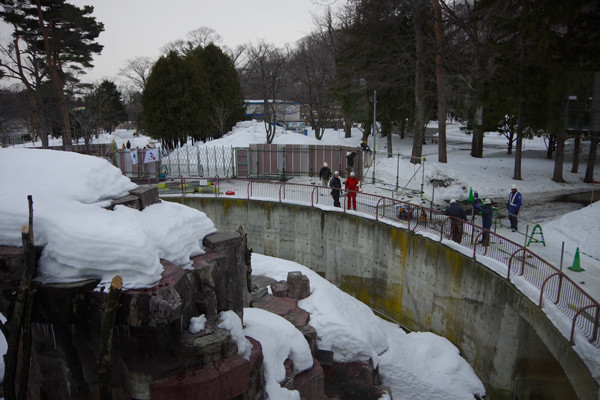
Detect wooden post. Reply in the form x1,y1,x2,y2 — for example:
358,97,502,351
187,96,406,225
4,196,36,400
17,287,36,400
98,275,123,400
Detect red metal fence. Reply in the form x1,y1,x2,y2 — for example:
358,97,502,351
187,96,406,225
151,177,599,348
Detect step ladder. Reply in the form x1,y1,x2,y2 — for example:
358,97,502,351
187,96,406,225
527,224,546,247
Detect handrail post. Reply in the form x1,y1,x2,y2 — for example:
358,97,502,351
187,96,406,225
375,198,383,221
248,180,252,200
441,216,449,242
507,248,522,280
571,304,598,345
555,274,563,305
593,307,600,343
539,272,561,307
519,248,527,276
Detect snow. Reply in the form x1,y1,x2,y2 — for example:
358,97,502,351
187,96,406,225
1,119,599,398
241,308,314,400
188,315,207,334
251,253,485,400
218,310,252,359
0,148,216,289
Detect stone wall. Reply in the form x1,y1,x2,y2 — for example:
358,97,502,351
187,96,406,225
171,196,599,400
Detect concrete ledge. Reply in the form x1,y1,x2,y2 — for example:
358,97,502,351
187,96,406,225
170,196,598,400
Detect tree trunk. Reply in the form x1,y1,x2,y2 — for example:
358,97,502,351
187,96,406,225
400,118,406,139
411,0,425,164
552,133,567,182
17,287,35,400
471,125,484,158
571,136,580,173
584,134,599,183
344,111,352,138
432,0,447,163
263,99,276,144
513,37,525,180
381,118,393,158
586,73,600,183
513,134,523,180
98,275,123,400
546,135,556,159
35,0,72,148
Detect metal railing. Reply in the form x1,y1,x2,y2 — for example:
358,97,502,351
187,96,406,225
150,177,600,348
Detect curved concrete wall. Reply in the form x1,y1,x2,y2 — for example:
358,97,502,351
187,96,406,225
171,197,597,400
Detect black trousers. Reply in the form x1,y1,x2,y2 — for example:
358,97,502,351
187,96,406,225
331,190,341,207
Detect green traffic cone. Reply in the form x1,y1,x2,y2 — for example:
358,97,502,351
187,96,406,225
568,247,584,272
468,187,473,202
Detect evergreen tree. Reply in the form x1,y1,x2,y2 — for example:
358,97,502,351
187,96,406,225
0,0,103,148
93,80,127,133
142,51,190,149
194,43,245,139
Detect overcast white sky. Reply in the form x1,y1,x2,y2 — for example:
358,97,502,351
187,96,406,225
0,0,338,84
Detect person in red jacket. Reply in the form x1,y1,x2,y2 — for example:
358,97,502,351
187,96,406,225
345,171,359,210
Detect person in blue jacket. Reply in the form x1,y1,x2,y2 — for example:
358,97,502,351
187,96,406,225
507,184,522,232
474,198,494,245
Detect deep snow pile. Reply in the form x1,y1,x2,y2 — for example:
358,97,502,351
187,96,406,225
0,148,216,289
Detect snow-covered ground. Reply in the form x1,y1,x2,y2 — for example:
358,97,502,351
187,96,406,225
3,119,599,399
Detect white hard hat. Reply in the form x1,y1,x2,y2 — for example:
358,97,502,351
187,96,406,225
334,171,339,175
450,199,456,204
350,172,355,177
324,162,328,167
511,184,517,190
484,198,492,204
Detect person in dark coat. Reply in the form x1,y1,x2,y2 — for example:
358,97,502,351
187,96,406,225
507,184,522,232
319,162,332,188
329,171,342,207
474,198,494,245
445,199,467,243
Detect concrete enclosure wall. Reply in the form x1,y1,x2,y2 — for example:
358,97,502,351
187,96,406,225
171,197,598,400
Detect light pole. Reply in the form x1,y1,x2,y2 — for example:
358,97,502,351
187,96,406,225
372,90,376,184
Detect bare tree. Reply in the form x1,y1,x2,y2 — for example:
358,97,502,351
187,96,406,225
243,41,287,143
118,56,153,92
289,33,337,140
161,26,223,56
225,44,248,71
0,30,51,147
187,27,222,48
